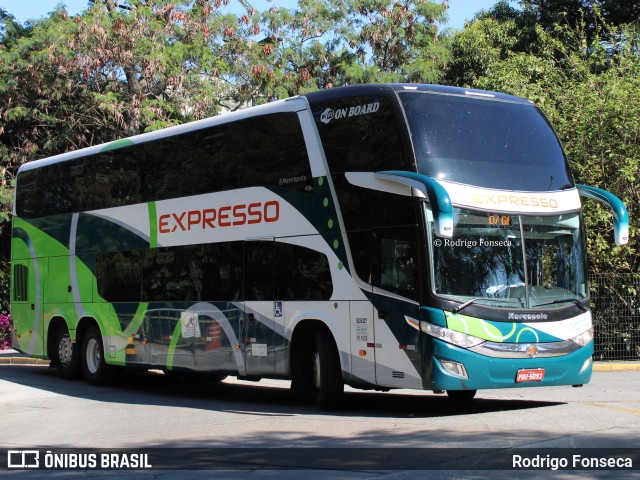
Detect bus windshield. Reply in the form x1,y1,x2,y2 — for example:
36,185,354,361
426,206,588,310
399,91,574,191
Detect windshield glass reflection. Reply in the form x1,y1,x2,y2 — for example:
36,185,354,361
427,206,588,310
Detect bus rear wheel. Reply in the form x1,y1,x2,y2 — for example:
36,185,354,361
54,326,82,380
81,326,118,386
312,329,344,410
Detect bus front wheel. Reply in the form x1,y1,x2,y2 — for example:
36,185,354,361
446,389,477,401
81,326,118,386
312,329,344,410
54,326,82,380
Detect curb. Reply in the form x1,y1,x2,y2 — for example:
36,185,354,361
592,362,640,372
0,356,50,365
1,352,639,370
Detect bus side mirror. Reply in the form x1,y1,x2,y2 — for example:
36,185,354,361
577,184,629,246
344,170,454,238
376,171,453,238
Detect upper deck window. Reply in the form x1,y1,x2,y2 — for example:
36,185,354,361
399,92,574,191
15,112,311,219
311,95,412,173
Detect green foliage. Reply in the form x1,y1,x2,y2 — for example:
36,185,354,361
445,3,640,274
520,1,640,39
0,0,451,311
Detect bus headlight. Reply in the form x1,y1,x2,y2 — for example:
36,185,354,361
422,323,485,349
570,327,594,347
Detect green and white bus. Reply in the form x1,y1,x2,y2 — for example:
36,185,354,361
11,84,629,408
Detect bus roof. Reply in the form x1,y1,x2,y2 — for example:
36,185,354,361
302,83,533,105
17,83,532,174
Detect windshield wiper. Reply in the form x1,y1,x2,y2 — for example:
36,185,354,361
534,298,588,311
452,297,517,314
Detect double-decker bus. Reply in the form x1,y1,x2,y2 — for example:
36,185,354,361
10,84,629,409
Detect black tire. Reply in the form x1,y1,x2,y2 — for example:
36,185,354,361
162,368,181,378
312,329,344,410
290,351,314,402
446,389,477,401
53,326,82,380
163,370,227,383
184,372,228,383
81,326,118,385
210,374,228,383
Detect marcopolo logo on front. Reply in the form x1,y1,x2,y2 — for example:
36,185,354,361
320,101,380,124
508,312,549,321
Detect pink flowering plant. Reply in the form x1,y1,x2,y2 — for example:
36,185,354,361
0,313,11,350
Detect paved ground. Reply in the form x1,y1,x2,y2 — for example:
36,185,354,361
3,348,639,370
1,347,638,479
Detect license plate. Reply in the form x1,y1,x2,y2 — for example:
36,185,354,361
516,368,545,383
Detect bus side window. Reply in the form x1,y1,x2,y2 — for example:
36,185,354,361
244,242,274,301
373,227,419,300
274,243,333,301
312,95,410,173
96,250,143,302
196,242,243,302
141,248,194,302
345,230,372,285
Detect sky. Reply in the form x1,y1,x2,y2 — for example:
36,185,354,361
1,0,503,31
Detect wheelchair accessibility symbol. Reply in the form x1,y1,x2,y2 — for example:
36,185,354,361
274,301,283,318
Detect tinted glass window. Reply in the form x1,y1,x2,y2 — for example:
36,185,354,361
143,112,312,202
194,243,243,301
97,242,244,303
399,92,573,191
142,247,195,302
15,112,311,219
96,240,333,303
332,178,419,284
374,226,420,299
275,243,333,300
311,95,412,173
96,250,143,302
244,241,274,301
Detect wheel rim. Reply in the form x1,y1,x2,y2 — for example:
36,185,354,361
312,351,321,389
85,338,100,375
57,334,73,367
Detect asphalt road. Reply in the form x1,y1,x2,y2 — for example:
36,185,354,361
0,353,639,479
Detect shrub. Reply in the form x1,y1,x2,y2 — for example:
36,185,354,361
0,313,11,350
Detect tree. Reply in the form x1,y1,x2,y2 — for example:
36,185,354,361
0,0,452,312
0,0,256,313
520,0,640,40
253,0,449,95
445,2,639,274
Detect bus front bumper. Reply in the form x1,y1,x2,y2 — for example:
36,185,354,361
427,338,593,391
